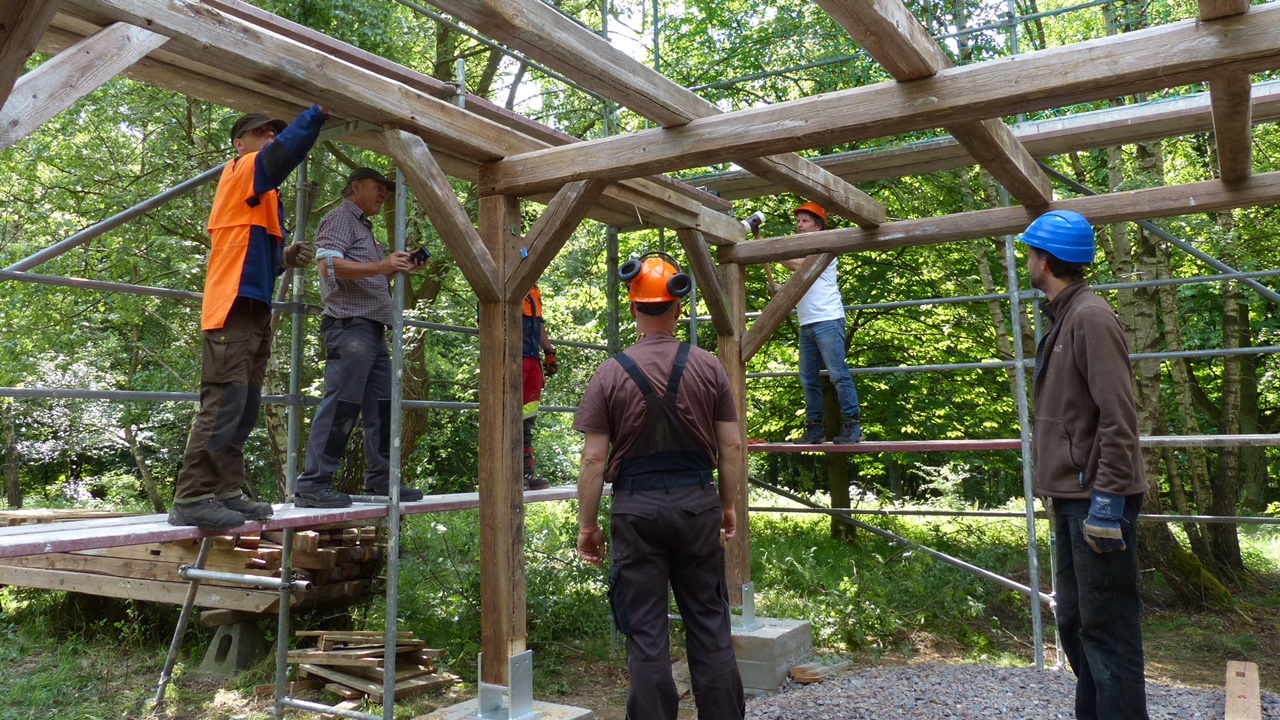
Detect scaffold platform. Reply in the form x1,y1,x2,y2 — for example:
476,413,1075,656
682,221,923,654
748,434,1280,453
0,486,582,560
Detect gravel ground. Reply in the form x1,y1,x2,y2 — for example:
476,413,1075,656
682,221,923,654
746,664,1280,719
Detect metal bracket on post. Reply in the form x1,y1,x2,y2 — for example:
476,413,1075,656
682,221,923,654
735,581,761,631
468,651,544,720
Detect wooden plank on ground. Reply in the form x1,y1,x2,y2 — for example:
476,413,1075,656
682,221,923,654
1225,660,1261,720
253,677,321,697
0,564,280,612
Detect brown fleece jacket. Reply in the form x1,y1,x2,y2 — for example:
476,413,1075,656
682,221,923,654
1031,282,1149,499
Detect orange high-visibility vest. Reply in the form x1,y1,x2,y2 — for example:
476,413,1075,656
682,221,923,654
202,153,282,331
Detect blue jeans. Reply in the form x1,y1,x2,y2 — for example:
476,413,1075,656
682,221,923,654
297,317,392,494
1053,496,1149,720
799,319,860,424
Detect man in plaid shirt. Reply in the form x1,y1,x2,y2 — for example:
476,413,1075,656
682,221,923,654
294,167,427,508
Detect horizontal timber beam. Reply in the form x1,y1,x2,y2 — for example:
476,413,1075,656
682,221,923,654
481,5,1280,196
425,0,884,226
57,0,738,240
693,81,1280,200
719,171,1280,264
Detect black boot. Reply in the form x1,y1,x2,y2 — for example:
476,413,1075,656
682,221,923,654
791,423,827,444
221,495,274,520
833,415,863,444
168,498,247,530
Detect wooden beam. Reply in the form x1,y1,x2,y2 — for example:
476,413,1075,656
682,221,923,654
740,254,834,363
0,564,281,612
477,194,525,686
1210,74,1253,182
674,228,733,338
810,0,1051,205
0,22,165,152
696,82,1280,200
1225,660,1262,720
736,155,886,227
716,262,751,603
505,179,607,301
60,0,738,240
382,129,502,303
719,171,1280,265
480,5,1280,196
1200,0,1251,21
426,0,885,226
0,0,62,109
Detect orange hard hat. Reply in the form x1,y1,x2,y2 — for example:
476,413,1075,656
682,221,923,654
619,253,691,303
793,201,828,225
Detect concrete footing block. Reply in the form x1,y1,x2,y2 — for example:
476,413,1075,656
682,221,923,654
419,698,594,719
197,620,266,677
732,617,813,692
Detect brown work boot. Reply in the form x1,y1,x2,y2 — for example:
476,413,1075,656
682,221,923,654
523,472,550,491
168,499,246,531
221,495,274,521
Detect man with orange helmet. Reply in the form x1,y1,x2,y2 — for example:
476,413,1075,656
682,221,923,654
574,253,745,720
779,201,863,444
168,105,327,531
521,283,556,490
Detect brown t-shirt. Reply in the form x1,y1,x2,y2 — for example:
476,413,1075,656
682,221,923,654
574,334,738,485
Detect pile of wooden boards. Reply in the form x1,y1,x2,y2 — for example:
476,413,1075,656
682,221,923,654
0,510,383,613
289,630,455,708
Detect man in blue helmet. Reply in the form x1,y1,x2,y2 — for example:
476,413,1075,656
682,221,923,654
1020,210,1149,720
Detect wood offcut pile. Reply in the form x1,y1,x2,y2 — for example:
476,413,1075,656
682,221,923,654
288,630,456,707
0,510,383,613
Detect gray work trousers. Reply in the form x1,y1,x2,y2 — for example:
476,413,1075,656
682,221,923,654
609,482,745,720
296,316,391,494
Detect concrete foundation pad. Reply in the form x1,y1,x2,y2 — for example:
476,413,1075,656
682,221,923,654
196,620,265,677
732,617,813,692
417,698,594,720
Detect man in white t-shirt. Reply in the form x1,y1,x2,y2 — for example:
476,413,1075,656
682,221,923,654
778,202,863,444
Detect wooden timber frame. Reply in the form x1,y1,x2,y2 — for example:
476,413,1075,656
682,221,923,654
3,0,1280,706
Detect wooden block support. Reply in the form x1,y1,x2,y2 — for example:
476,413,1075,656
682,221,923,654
1225,660,1262,720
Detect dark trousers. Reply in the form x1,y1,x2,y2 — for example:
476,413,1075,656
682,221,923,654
175,298,272,503
610,483,745,720
297,316,391,494
1053,496,1149,720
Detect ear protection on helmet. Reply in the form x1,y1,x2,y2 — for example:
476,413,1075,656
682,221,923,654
618,251,692,302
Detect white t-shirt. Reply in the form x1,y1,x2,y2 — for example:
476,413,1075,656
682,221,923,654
796,258,846,326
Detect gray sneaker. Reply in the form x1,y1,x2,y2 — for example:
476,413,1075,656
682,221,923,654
295,487,352,509
168,499,247,531
221,495,274,520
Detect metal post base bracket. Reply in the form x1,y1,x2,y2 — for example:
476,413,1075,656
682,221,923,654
466,651,544,720
734,581,761,631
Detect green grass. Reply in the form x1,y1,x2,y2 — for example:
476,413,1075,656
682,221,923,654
1,495,1278,718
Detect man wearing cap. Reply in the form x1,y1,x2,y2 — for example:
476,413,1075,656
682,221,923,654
1021,210,1149,719
293,168,429,508
168,105,327,530
779,201,863,444
575,253,745,720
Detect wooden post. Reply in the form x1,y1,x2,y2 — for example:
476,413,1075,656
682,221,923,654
717,262,751,604
477,193,525,685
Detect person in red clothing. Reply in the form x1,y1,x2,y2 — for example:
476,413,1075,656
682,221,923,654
521,283,557,490
168,105,327,530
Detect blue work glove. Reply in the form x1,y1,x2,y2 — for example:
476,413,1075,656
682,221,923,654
1083,491,1127,553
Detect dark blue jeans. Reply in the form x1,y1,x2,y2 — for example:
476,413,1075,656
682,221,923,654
1053,496,1149,720
296,316,391,494
798,319,860,424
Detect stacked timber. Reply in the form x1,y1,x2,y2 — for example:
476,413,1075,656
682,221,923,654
0,511,383,613
290,630,456,705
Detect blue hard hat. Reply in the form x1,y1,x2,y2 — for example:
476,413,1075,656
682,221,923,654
1018,210,1096,263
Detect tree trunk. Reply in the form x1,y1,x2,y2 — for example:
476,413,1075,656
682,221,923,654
3,401,20,509
124,424,166,512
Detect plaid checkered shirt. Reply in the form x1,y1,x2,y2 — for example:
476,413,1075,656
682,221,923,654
315,198,394,326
